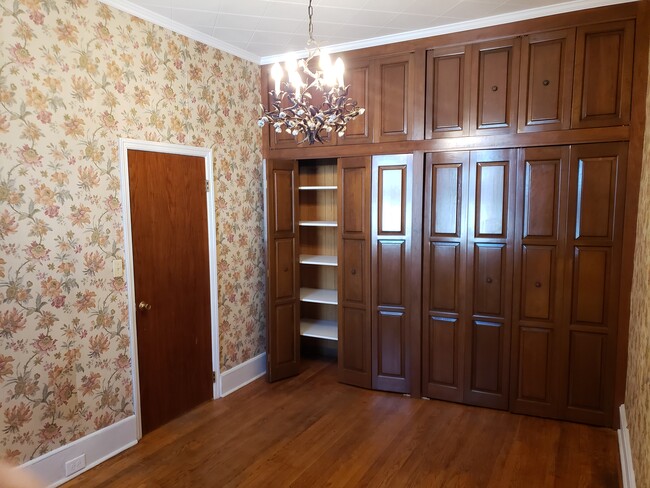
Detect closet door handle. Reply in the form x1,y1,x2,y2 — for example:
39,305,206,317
535,281,542,288
486,277,493,284
351,268,357,275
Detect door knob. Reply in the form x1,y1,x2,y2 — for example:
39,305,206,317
138,301,152,311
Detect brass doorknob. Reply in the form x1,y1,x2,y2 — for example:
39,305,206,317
138,301,152,311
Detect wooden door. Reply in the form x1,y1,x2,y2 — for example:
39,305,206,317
373,53,415,142
518,30,575,132
464,149,516,409
128,149,213,435
422,152,469,402
337,57,373,145
561,142,627,425
371,154,417,393
470,38,520,135
571,20,634,129
510,146,569,418
338,157,372,387
265,159,301,381
425,45,471,138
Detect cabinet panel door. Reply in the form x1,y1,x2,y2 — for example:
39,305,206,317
338,57,373,145
371,154,416,393
518,29,575,132
338,157,372,388
470,38,520,135
374,54,414,142
465,149,515,409
571,20,634,128
265,160,300,381
422,152,469,401
425,46,470,138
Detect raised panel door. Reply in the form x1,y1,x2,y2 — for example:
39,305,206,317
338,57,372,145
518,29,575,132
374,54,415,142
572,20,634,128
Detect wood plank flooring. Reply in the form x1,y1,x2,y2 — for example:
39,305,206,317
65,358,620,487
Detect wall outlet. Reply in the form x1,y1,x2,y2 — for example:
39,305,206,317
112,258,123,278
65,454,86,476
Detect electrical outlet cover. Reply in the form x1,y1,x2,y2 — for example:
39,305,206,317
65,454,86,476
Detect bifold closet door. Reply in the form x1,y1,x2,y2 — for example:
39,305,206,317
371,154,419,393
265,160,301,382
464,149,516,409
422,152,469,402
338,157,372,388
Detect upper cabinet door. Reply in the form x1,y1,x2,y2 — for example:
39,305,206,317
571,20,634,129
425,45,471,139
374,53,415,142
518,29,576,133
265,159,301,382
470,38,520,135
338,57,373,145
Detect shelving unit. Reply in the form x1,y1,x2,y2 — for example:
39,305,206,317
298,159,339,345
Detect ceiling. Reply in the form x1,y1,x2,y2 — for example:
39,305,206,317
102,0,632,63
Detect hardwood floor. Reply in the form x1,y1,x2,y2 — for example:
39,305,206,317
65,358,620,487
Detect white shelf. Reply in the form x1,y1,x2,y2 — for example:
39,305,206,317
299,254,338,266
299,221,337,227
300,319,338,340
300,287,338,305
299,185,337,191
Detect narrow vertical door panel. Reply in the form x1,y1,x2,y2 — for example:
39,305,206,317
422,152,469,402
338,157,372,388
338,57,373,145
372,154,416,393
374,54,415,142
465,149,515,409
265,160,300,382
128,149,213,435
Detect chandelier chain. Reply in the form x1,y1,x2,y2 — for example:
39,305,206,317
308,0,314,43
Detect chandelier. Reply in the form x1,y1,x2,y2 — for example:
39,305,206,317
257,0,365,145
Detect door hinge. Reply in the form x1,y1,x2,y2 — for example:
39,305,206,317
212,371,216,383
205,180,210,192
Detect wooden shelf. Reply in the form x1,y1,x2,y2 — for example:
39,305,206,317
299,186,337,191
300,254,338,266
300,319,338,340
300,287,338,305
299,221,337,227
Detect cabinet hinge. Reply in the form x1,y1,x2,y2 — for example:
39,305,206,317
212,371,216,383
206,180,210,192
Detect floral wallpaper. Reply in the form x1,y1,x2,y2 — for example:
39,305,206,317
0,0,265,464
626,47,650,488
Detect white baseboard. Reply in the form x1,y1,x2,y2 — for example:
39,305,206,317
21,415,138,488
220,352,266,397
618,404,636,488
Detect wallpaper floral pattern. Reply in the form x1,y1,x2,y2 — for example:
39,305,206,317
0,0,265,464
626,47,650,488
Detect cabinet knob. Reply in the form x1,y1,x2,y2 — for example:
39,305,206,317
486,277,493,284
491,85,498,92
351,268,357,275
283,267,289,272
543,79,550,86
138,301,152,311
535,281,542,288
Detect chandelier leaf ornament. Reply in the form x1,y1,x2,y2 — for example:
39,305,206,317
257,0,365,145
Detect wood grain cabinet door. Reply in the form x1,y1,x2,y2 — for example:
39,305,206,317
373,53,415,142
571,20,634,128
425,46,471,139
265,159,301,381
561,142,627,426
338,157,372,387
421,152,469,402
464,149,516,409
470,38,520,136
371,154,419,393
337,57,373,145
510,146,569,419
518,30,575,133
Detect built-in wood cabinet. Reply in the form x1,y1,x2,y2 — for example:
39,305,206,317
374,54,416,142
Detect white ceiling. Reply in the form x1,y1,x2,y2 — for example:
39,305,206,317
101,0,633,63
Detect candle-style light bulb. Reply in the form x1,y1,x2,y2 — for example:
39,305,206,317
271,62,283,93
320,52,335,86
334,58,345,87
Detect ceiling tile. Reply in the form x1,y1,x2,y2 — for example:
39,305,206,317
169,8,218,27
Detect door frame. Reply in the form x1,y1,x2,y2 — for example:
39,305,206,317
118,138,220,439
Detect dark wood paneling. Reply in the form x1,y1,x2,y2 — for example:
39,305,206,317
338,157,372,388
425,45,470,138
473,244,506,317
521,245,554,321
372,154,415,394
518,327,552,403
266,160,300,382
470,320,504,394
518,29,575,132
523,158,561,239
471,38,520,135
574,155,617,240
572,20,634,128
572,247,609,326
338,57,373,145
374,53,415,142
567,331,606,411
431,163,463,237
430,242,460,311
474,162,508,238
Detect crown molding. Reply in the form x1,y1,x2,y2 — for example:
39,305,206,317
260,0,636,65
97,0,261,64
